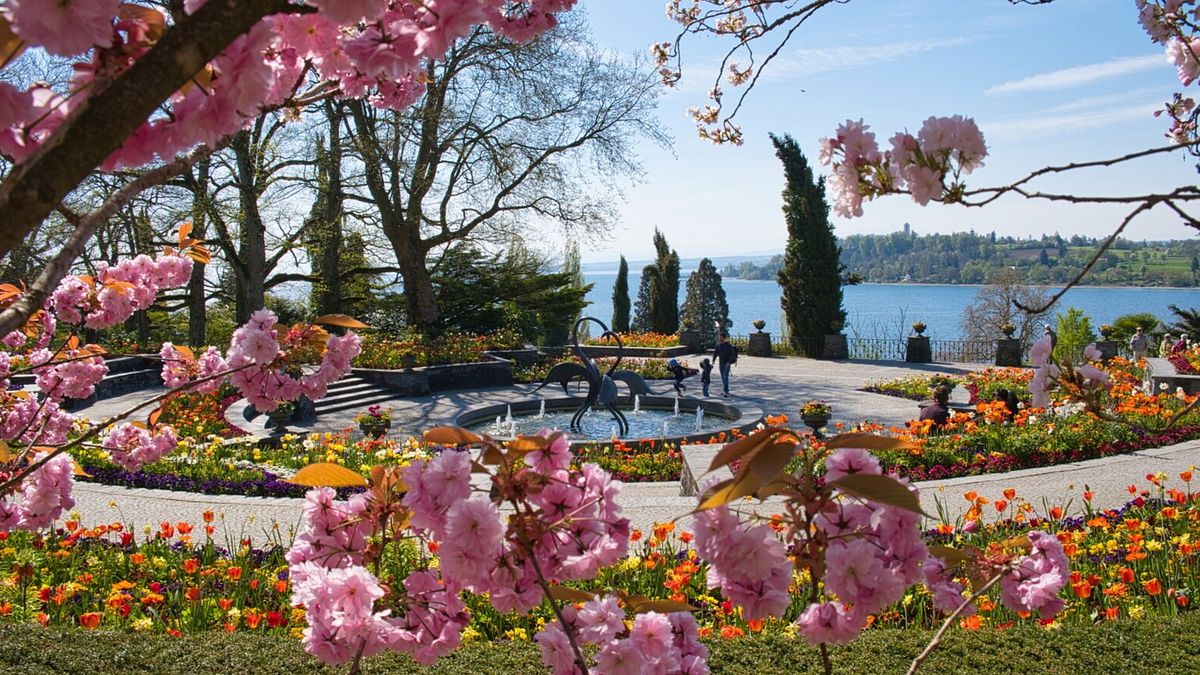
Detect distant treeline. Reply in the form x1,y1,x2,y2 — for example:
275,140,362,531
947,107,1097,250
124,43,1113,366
721,231,1200,286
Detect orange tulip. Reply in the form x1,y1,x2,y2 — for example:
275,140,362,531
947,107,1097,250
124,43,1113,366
185,587,201,602
1003,488,1016,501
184,559,199,574
1142,578,1163,596
959,615,982,630
1119,567,1135,584
994,500,1008,513
227,567,243,581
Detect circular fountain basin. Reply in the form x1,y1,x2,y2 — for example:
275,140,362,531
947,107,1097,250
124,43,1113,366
455,396,764,447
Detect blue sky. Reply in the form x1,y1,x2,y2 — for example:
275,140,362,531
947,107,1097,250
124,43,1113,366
570,0,1196,262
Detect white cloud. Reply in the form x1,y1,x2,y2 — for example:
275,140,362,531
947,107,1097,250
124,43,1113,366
767,38,971,78
982,101,1161,141
987,55,1164,95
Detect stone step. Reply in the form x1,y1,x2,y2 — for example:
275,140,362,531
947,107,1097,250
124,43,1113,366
313,389,397,415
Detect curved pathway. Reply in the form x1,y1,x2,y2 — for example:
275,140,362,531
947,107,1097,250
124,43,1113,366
64,355,1194,542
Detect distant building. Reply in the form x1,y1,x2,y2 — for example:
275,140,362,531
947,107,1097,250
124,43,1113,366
903,223,911,235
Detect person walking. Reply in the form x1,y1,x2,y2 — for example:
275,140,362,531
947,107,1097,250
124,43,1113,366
713,334,738,397
1129,326,1150,360
699,358,713,397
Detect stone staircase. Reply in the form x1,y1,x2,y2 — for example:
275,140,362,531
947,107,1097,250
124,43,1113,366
310,375,398,416
16,355,164,411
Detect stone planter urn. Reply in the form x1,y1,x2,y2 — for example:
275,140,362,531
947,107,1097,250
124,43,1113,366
821,334,848,360
265,404,294,434
747,332,773,357
678,328,702,353
906,336,931,363
996,338,1022,367
359,419,391,439
1094,340,1119,362
801,414,831,439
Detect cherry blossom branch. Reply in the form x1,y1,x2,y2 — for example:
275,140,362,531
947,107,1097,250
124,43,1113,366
0,0,300,262
0,363,250,495
0,140,226,336
1014,200,1153,314
906,571,1005,675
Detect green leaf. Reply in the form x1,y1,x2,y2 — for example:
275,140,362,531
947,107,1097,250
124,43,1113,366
831,473,925,515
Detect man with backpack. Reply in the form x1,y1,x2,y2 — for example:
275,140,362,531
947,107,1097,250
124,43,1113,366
713,333,738,397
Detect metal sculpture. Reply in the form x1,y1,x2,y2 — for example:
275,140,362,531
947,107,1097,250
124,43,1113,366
533,317,654,435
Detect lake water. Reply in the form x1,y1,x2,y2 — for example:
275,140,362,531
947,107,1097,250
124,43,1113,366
583,269,1200,341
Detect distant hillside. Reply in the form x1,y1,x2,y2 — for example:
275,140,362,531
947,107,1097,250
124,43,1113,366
721,231,1200,287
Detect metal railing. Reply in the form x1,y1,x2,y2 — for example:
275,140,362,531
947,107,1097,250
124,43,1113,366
727,334,998,364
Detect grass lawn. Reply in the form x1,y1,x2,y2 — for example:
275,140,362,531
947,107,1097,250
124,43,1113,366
4,613,1199,674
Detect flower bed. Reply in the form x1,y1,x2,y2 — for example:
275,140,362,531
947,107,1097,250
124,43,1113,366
513,356,675,384
584,331,679,348
573,439,683,482
354,329,523,369
863,368,1032,404
4,475,1195,640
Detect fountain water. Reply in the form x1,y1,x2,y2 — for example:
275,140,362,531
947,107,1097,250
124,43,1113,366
494,415,503,435
633,395,641,414
538,399,546,418
695,406,705,432
673,398,681,417
661,421,669,438
505,405,514,425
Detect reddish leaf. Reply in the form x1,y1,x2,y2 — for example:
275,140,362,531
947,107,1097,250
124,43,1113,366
0,16,27,68
314,314,370,329
831,473,925,515
928,545,971,567
176,222,193,246
423,427,481,446
707,427,796,473
825,432,912,451
627,598,698,614
286,463,368,488
548,586,595,603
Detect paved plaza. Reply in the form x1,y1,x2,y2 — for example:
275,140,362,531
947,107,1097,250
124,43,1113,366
67,355,1200,542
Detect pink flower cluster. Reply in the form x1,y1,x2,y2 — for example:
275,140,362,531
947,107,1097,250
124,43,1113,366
159,343,228,396
798,449,929,646
402,434,630,612
536,603,709,675
1029,335,1058,409
1,1,576,171
226,309,361,411
50,252,193,329
692,503,791,621
286,486,469,665
998,530,1069,619
1137,1,1200,84
100,422,179,472
0,393,74,446
0,451,75,531
286,486,373,576
818,116,987,218
922,557,973,617
27,347,107,402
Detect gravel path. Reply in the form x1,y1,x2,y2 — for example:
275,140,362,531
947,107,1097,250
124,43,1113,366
64,355,1190,543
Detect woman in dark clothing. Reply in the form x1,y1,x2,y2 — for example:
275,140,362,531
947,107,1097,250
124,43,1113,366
919,384,952,427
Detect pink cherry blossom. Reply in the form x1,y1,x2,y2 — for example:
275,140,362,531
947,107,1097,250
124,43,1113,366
999,530,1068,619
797,601,862,646
824,446,882,483
7,0,120,57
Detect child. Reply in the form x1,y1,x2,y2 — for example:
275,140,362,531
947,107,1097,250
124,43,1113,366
700,358,713,397
668,358,687,395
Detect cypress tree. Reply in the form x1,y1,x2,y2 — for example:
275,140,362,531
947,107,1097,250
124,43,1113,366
612,255,631,332
649,228,680,334
631,266,654,332
772,132,846,356
680,258,730,347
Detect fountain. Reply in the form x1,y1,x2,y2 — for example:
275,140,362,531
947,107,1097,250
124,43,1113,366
673,398,680,417
505,405,513,426
456,395,763,448
633,395,641,414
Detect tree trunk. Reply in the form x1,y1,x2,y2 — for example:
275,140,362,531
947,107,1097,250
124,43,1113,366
232,130,267,324
187,156,210,346
396,237,439,332
313,102,345,315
